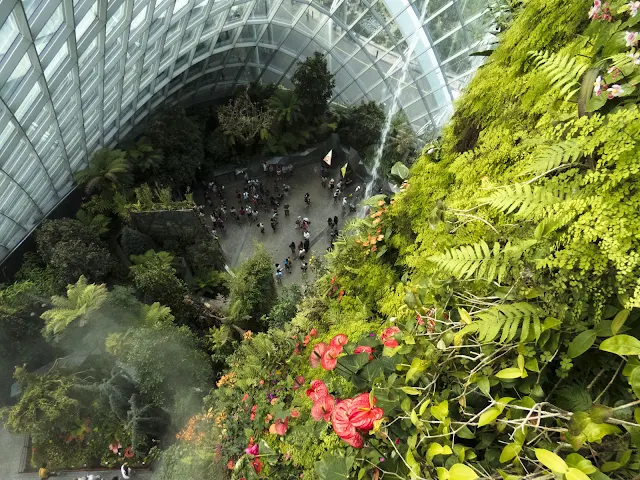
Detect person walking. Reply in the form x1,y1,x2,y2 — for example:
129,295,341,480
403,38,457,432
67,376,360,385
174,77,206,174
230,206,239,222
39,463,57,479
342,196,348,212
121,463,133,479
252,210,259,221
303,238,310,251
284,257,291,273
289,241,296,256
303,230,310,241
295,216,302,229
333,215,338,227
304,192,311,207
239,206,245,220
271,217,278,232
329,178,335,190
298,248,306,260
284,203,290,216
298,240,304,251
301,261,308,274
275,264,283,284
333,189,340,203
327,217,333,229
257,222,265,233
321,176,327,188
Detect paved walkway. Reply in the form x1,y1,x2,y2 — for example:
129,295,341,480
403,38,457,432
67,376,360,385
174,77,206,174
208,161,364,289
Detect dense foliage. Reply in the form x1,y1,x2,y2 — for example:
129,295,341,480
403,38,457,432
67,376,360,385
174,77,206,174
292,52,336,121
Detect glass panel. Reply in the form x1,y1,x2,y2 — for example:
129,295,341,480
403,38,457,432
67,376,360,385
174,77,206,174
225,4,245,25
0,52,31,98
238,24,258,43
269,51,294,72
15,82,42,122
76,2,98,41
23,0,42,19
35,4,63,54
426,5,460,42
130,6,148,34
173,0,189,14
0,14,19,63
43,41,69,80
250,0,268,19
106,3,125,36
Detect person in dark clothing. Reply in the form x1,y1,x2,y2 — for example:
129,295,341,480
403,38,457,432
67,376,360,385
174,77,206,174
304,238,310,251
271,218,278,232
298,240,304,251
289,241,296,255
327,217,333,228
284,203,290,216
333,215,338,227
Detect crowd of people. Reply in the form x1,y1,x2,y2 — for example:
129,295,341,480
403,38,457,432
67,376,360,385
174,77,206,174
191,160,364,285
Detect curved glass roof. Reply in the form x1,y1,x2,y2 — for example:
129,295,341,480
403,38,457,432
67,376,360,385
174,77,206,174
0,0,492,262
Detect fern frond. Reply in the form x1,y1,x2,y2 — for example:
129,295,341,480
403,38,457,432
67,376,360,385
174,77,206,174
482,183,566,217
459,302,542,343
529,50,589,100
428,239,535,282
520,139,583,175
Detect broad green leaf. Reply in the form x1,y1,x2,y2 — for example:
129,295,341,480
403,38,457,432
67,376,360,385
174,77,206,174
390,162,410,181
437,467,450,480
457,426,476,439
535,448,568,473
335,353,370,379
259,439,278,465
459,308,472,324
478,406,502,427
427,443,453,462
406,357,428,383
600,462,621,473
565,468,592,480
449,464,479,480
496,367,524,379
497,469,520,480
582,420,621,443
630,366,640,399
315,453,351,480
407,434,417,450
611,309,630,335
410,409,419,426
476,376,491,396
566,453,596,474
525,358,539,372
600,334,640,356
406,449,420,479
586,94,607,112
401,386,421,395
419,399,431,416
499,443,521,463
567,330,596,358
431,400,449,421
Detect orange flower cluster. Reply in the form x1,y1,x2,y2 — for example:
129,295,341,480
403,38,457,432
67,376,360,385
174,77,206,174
176,411,214,443
217,371,237,388
243,330,253,341
356,228,385,254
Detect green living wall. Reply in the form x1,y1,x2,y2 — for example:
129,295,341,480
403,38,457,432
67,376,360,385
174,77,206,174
161,0,640,478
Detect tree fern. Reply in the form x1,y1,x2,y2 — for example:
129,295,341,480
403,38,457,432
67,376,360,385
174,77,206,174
458,302,542,343
520,139,583,175
41,276,108,336
482,183,566,216
142,302,174,326
529,50,589,100
428,239,535,283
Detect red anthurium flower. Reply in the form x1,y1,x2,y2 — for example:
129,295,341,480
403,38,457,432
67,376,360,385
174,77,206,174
353,345,374,361
311,395,335,422
330,334,348,348
250,404,257,420
227,459,235,470
349,393,384,431
321,346,342,370
292,375,305,390
251,457,263,473
309,342,329,368
242,393,249,402
380,326,401,348
303,335,311,346
306,380,328,402
124,446,134,458
245,442,259,456
310,328,318,337
291,409,300,418
331,399,364,448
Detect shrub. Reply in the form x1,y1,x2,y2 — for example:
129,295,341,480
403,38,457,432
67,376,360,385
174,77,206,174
261,285,302,330
186,239,225,276
120,227,156,258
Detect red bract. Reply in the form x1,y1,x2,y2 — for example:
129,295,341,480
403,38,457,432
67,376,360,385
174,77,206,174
310,328,318,337
330,334,348,348
303,335,311,346
245,442,259,456
349,393,384,431
241,393,249,402
250,404,257,421
353,345,374,360
331,399,363,448
321,346,342,370
306,380,328,402
269,416,289,436
381,326,401,348
311,395,335,422
124,446,134,458
251,457,263,474
309,342,329,368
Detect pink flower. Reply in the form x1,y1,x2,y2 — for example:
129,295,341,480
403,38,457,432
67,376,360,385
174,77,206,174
353,345,374,361
241,393,249,402
589,0,601,19
626,31,639,47
380,327,401,348
330,334,348,348
607,84,623,98
348,393,384,432
245,442,259,456
311,395,335,422
291,409,300,418
321,345,342,370
331,399,363,448
306,380,329,402
124,446,134,458
629,1,640,16
108,442,121,454
269,417,289,436
310,328,318,337
309,342,329,368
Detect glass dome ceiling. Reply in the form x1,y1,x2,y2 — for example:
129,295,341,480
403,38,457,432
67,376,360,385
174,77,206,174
0,0,492,262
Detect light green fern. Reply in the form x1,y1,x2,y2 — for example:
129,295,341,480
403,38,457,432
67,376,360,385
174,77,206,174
41,276,108,336
428,239,536,283
520,139,583,175
482,183,566,216
529,50,589,100
458,302,542,343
